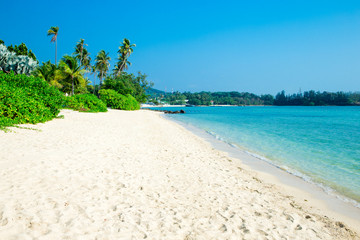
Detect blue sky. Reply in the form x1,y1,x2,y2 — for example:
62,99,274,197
1,0,360,94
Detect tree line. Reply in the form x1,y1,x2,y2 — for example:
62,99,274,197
274,90,360,106
148,89,360,106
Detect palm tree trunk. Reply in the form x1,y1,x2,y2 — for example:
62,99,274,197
93,73,96,95
120,60,125,74
55,39,57,64
98,72,103,98
72,76,74,96
100,72,103,89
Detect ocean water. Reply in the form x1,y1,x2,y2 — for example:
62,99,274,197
151,106,360,206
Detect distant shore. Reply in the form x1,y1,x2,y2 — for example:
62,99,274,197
0,110,358,239
140,104,249,107
142,104,360,108
141,104,262,108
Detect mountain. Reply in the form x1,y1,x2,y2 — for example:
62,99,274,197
146,88,166,98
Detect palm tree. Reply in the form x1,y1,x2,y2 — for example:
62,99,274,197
73,39,90,67
83,56,91,71
95,50,111,92
115,38,135,76
120,38,136,56
114,55,131,75
58,55,86,95
47,26,59,64
33,61,62,88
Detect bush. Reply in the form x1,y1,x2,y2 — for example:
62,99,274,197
0,44,38,75
64,94,107,112
123,94,140,110
99,89,140,110
99,89,126,109
0,72,64,129
102,72,153,103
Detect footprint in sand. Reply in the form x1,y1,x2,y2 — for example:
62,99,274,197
0,209,8,226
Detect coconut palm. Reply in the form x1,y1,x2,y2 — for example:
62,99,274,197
73,39,90,68
83,55,91,71
119,38,136,56
47,26,59,64
114,55,131,75
95,50,111,91
33,61,62,88
115,38,135,76
58,55,86,95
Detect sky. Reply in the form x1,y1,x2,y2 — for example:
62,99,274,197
1,0,360,94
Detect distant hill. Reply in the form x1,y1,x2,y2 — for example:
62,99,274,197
146,88,166,98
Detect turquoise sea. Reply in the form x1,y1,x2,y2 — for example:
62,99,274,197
152,106,360,206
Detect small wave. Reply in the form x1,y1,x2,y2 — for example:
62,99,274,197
204,130,360,209
164,114,360,209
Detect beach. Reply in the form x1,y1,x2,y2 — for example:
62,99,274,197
0,109,359,239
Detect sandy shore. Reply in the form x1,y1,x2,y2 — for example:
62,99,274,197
0,109,359,239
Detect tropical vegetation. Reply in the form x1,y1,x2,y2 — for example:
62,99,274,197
103,72,153,103
0,40,37,61
73,39,90,68
64,94,107,112
0,30,150,130
148,89,360,106
99,89,140,110
95,50,111,93
32,60,60,88
114,38,136,76
149,90,274,106
0,72,64,130
274,90,360,106
0,44,38,75
58,55,87,95
47,26,59,64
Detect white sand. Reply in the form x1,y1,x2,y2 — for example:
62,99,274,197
0,109,359,239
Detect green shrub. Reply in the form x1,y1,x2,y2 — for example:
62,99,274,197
99,89,126,109
99,89,140,110
0,72,64,130
123,94,140,110
64,94,107,112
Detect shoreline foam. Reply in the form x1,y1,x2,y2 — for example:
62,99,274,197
205,128,360,209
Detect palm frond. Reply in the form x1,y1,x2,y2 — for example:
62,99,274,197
47,26,59,42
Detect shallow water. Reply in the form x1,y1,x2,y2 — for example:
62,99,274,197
151,106,360,206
